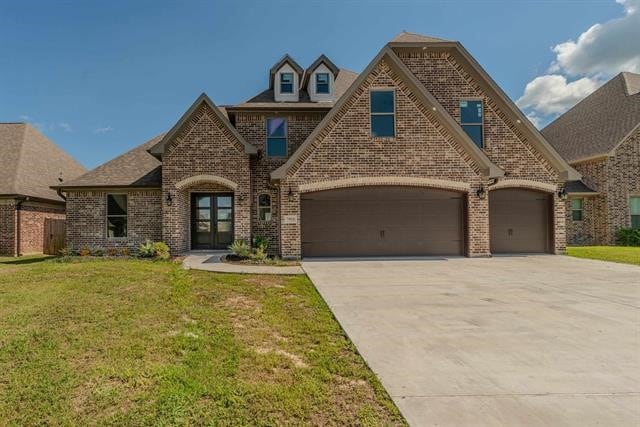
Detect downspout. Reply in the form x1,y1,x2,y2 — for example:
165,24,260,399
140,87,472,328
56,187,67,201
15,196,26,257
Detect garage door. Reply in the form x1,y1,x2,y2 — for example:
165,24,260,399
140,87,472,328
489,188,551,253
301,186,465,257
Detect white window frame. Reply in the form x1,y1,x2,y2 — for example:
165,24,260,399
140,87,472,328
460,98,485,149
316,72,330,94
106,193,128,239
369,89,396,138
257,193,272,222
571,198,584,222
280,72,294,94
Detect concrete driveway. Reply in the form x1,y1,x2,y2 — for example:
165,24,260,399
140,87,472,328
302,255,640,426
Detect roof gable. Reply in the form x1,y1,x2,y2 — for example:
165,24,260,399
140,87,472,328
269,54,304,89
391,31,451,43
271,46,504,180
302,54,339,86
149,93,256,157
542,72,640,163
0,123,86,201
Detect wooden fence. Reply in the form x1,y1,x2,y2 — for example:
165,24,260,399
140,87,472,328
44,218,65,255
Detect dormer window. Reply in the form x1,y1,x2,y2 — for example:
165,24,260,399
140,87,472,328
280,73,294,94
316,73,330,94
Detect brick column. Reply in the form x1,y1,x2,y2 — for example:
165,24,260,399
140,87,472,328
279,183,301,259
467,186,490,257
553,194,567,254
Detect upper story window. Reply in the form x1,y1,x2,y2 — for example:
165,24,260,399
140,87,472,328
571,198,583,221
107,194,127,238
280,73,294,94
370,90,395,138
460,100,483,149
266,117,288,157
631,197,640,229
258,194,272,221
316,73,330,94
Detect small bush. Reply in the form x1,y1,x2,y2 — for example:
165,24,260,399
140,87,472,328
138,240,156,258
229,240,252,258
152,242,170,260
58,247,77,257
253,235,269,251
107,248,119,257
79,246,91,257
92,248,104,257
616,228,640,246
121,248,131,257
250,246,268,262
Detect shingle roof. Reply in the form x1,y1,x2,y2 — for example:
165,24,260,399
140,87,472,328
59,133,164,188
0,123,86,201
229,69,359,110
542,72,640,163
565,180,597,194
390,31,451,43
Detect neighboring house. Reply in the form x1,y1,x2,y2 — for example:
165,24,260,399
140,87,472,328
0,123,86,256
56,32,579,259
543,72,640,245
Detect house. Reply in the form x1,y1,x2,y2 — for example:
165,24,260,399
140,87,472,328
56,32,580,259
543,72,640,245
0,123,86,256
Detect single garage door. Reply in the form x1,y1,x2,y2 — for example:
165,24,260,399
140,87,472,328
489,188,552,253
301,186,465,257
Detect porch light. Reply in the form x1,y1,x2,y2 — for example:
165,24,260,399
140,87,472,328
558,187,568,200
166,191,173,206
287,186,294,201
476,186,486,200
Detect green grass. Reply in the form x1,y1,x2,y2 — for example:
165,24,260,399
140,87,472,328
0,258,404,425
566,246,640,266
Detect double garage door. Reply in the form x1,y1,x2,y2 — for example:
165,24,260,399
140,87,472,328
300,186,551,258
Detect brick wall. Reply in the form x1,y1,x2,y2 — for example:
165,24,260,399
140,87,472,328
65,190,162,251
0,201,16,256
235,112,324,254
18,202,65,254
161,102,251,253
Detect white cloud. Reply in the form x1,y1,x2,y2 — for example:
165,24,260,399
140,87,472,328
59,122,73,132
518,0,640,127
517,75,601,115
94,126,114,134
19,114,32,122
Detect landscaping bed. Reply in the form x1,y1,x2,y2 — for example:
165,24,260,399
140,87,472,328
222,254,299,267
0,257,404,425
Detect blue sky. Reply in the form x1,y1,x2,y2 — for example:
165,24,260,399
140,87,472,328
1,0,634,169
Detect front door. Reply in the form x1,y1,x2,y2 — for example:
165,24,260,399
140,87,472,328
191,193,234,250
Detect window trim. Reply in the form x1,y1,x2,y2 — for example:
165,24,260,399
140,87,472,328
279,72,294,94
571,197,584,222
257,193,273,222
265,117,288,158
369,89,396,138
630,196,640,229
315,72,330,94
460,98,484,149
106,193,128,239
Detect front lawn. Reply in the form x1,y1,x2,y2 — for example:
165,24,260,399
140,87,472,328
0,257,404,425
566,246,640,266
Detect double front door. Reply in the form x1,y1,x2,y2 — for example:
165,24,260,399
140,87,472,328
191,193,234,250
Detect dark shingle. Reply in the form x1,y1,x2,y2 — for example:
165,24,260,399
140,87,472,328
0,123,86,201
542,72,640,163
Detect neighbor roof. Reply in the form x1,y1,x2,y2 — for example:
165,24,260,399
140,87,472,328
390,31,452,43
0,123,86,201
542,72,640,163
57,133,164,189
228,69,359,110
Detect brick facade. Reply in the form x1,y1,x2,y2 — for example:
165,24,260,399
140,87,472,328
0,199,65,256
65,190,162,251
566,128,640,245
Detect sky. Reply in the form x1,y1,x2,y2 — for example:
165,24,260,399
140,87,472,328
1,0,638,169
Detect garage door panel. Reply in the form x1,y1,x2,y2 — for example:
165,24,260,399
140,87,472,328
301,186,464,257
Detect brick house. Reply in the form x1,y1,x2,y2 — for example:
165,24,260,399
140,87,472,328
543,72,640,245
57,32,580,258
0,123,86,256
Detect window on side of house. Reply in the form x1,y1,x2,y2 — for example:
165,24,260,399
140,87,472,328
571,198,584,221
258,194,272,221
370,90,395,137
631,196,640,229
266,117,288,157
280,72,294,93
107,194,127,238
316,73,329,94
460,100,483,148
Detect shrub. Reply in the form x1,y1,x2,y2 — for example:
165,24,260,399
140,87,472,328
138,240,156,258
58,247,77,257
229,240,252,258
250,246,268,262
92,248,104,257
107,248,119,257
121,248,131,257
152,242,170,260
616,228,640,246
253,235,269,251
79,246,91,257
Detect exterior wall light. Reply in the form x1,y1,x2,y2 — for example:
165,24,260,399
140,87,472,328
558,187,568,200
476,186,487,200
287,186,294,201
166,192,173,206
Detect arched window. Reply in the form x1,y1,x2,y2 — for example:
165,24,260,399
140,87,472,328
258,194,272,221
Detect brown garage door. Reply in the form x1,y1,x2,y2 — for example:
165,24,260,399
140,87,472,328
301,186,465,257
489,188,551,253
